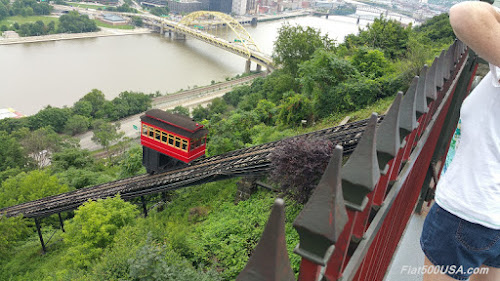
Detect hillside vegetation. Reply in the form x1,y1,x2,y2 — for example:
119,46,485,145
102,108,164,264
0,14,455,280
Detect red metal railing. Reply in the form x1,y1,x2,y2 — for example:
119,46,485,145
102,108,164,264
237,39,479,281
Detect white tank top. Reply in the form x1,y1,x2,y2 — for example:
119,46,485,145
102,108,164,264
435,64,500,230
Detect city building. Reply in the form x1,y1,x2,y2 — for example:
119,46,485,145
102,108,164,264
1,30,20,39
140,0,168,7
209,0,232,14
232,0,247,15
81,0,119,6
168,0,203,14
99,14,130,25
246,0,257,14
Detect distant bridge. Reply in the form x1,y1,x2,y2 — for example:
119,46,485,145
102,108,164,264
137,11,274,72
51,5,274,72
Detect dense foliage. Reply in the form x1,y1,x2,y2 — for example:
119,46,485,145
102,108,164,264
57,11,98,33
149,6,170,17
0,0,52,21
344,16,411,59
0,170,71,209
273,24,335,76
63,195,140,268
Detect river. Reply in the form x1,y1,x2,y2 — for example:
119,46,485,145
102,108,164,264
0,13,410,116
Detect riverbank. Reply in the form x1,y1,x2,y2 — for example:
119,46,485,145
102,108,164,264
0,27,151,45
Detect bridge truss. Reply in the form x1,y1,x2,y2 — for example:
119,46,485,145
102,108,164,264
178,11,261,56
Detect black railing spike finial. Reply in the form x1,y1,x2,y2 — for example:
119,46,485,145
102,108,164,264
293,146,347,265
425,56,438,102
236,198,295,281
376,92,403,173
436,50,446,89
341,113,380,211
453,39,460,64
416,66,428,118
446,43,456,77
399,76,418,140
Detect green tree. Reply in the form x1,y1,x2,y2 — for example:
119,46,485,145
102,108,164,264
414,13,455,46
129,237,222,281
298,49,359,99
349,47,392,78
56,167,115,189
28,106,71,133
167,105,190,117
0,131,28,174
208,98,228,115
63,195,139,269
253,99,277,125
0,170,71,208
64,114,90,135
51,147,94,173
91,119,124,158
277,92,313,127
72,100,93,118
19,127,64,169
260,70,297,103
132,16,143,27
79,89,107,118
149,6,169,17
109,91,152,120
57,11,98,33
119,145,145,178
223,84,252,107
273,24,335,76
344,16,411,59
191,105,210,121
0,117,29,133
0,1,8,21
0,216,31,260
318,77,381,115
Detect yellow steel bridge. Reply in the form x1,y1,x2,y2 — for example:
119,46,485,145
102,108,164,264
138,11,274,72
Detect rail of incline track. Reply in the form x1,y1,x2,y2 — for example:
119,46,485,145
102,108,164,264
0,116,382,219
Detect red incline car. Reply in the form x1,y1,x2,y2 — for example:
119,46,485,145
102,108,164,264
140,109,208,174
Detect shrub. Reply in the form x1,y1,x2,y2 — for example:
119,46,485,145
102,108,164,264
270,137,333,203
63,195,140,269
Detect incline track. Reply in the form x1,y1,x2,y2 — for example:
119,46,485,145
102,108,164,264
0,117,382,218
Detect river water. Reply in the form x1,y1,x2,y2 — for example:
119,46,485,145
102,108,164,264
0,13,410,116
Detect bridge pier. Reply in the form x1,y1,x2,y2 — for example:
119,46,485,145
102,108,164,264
245,59,251,73
256,64,262,72
174,32,186,40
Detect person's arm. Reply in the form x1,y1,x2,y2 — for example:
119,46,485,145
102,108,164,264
449,1,500,66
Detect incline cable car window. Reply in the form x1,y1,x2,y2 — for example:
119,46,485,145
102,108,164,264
161,132,168,143
168,134,174,146
176,137,181,148
148,126,154,138
182,140,188,151
155,129,161,141
142,125,148,136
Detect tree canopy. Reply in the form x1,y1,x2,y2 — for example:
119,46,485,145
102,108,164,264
0,170,71,209
273,23,335,76
57,11,99,34
63,195,139,269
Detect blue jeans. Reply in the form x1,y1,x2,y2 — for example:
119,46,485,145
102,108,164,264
420,203,500,280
